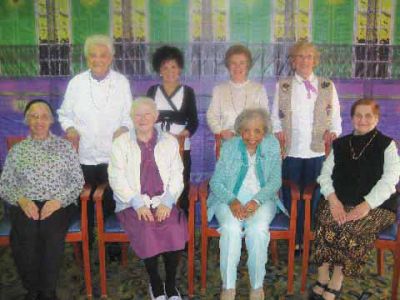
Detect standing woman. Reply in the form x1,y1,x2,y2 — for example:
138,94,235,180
310,98,399,300
207,44,269,140
0,99,84,300
147,46,198,213
58,34,133,253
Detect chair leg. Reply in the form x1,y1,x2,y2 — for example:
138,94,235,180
188,232,195,297
287,238,295,295
201,235,209,294
81,238,92,298
98,239,108,298
377,249,385,275
72,242,83,267
270,240,278,266
301,237,311,293
121,243,129,267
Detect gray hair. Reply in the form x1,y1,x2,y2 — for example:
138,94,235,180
130,97,158,117
234,108,271,135
84,34,114,57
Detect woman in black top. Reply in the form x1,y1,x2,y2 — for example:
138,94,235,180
309,98,400,300
147,46,198,213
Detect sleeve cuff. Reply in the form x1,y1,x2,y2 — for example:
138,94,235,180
130,194,145,210
161,190,176,209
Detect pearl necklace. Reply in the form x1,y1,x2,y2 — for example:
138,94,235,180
88,71,112,111
229,81,248,115
349,131,377,160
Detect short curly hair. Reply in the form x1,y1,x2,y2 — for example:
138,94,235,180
289,40,320,67
234,108,271,136
152,46,184,73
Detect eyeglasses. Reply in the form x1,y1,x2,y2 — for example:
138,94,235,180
27,113,52,121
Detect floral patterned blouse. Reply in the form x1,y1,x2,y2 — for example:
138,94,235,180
0,133,84,207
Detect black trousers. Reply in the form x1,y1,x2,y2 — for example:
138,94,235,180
178,150,191,214
81,164,120,256
81,164,115,245
9,202,75,293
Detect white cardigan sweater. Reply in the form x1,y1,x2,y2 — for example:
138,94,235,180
108,129,184,213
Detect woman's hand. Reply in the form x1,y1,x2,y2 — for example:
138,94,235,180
40,199,61,220
155,204,171,222
327,194,347,225
113,126,129,140
17,197,39,220
66,127,80,150
346,201,371,222
244,200,259,218
220,130,235,140
178,129,190,137
229,199,246,220
274,131,286,157
137,206,154,222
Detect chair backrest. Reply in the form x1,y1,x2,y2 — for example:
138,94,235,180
6,136,25,151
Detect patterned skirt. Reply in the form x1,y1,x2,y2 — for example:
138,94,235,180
313,199,395,277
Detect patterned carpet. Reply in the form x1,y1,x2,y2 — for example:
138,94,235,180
0,231,397,300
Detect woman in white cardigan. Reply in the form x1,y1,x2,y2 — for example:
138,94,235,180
108,97,187,300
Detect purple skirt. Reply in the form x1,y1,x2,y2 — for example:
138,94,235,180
117,205,188,259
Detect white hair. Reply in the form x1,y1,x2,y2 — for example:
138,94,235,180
234,108,272,135
130,97,158,117
84,34,114,57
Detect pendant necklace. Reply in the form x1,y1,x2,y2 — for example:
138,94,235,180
349,131,377,160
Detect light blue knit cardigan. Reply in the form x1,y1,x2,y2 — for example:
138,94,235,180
207,134,285,221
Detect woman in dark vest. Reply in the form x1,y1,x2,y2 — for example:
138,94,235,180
147,45,198,214
310,98,400,300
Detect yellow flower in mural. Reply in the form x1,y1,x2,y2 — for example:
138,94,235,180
7,0,25,8
159,0,179,5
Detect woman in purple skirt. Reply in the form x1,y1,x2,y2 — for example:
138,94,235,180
108,97,188,300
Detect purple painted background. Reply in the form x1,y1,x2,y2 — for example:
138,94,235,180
0,78,399,182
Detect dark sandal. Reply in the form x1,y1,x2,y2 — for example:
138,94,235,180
324,286,342,299
308,281,328,300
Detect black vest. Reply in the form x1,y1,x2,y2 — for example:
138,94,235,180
332,129,397,212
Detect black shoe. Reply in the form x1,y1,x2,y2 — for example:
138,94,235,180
324,286,342,300
24,290,39,300
308,281,328,300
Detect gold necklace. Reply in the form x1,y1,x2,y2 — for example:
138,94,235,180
349,131,377,160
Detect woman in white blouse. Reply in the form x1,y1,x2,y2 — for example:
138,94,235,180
207,44,269,140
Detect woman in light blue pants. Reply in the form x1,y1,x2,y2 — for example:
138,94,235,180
207,108,284,300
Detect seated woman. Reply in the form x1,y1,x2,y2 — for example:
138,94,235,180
207,108,284,300
311,98,400,300
0,99,84,300
108,97,187,300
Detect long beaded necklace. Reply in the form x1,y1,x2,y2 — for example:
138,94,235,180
349,130,378,160
88,71,112,111
229,82,248,115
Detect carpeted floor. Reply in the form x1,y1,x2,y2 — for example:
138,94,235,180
0,231,397,300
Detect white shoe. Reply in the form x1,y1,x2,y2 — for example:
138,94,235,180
149,284,166,300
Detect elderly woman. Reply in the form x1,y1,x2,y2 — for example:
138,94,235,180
147,45,198,213
207,44,269,140
271,40,342,245
58,34,133,253
207,108,283,300
0,99,84,300
108,97,187,300
310,98,400,300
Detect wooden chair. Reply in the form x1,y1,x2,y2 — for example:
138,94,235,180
1,136,93,298
94,135,196,298
198,178,315,295
300,185,400,300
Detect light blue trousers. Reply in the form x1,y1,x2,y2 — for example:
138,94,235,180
214,201,276,289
